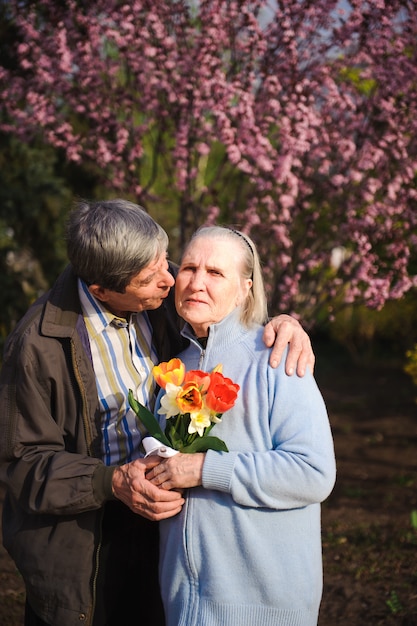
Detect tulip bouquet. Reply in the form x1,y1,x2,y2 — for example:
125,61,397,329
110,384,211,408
128,358,240,454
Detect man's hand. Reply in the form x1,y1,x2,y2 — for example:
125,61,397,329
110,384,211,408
263,314,315,376
112,457,185,521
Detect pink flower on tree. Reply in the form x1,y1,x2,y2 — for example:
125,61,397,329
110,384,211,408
1,0,416,323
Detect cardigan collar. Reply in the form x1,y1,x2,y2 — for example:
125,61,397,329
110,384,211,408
181,307,250,352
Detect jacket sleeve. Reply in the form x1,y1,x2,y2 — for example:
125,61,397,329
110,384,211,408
202,363,336,510
0,321,115,516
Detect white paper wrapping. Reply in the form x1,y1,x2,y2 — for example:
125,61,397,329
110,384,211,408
143,436,179,458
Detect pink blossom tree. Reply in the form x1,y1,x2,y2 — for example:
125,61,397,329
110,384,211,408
1,0,416,322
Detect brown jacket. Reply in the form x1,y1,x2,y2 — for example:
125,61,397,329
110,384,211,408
0,264,185,626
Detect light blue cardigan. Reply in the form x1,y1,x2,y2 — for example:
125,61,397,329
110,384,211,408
158,308,336,626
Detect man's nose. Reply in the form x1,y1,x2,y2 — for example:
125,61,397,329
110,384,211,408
161,269,175,287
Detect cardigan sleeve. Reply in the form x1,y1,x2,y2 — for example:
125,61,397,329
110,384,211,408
202,365,336,510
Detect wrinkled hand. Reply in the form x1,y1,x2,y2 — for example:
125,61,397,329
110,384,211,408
112,457,185,520
146,453,205,491
263,314,315,376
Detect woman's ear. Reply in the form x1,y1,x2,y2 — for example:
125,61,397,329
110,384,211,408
244,278,253,297
237,278,252,305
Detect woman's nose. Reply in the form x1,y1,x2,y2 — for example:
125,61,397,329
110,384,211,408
189,271,205,290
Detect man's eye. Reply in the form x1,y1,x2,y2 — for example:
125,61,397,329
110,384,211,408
140,276,155,286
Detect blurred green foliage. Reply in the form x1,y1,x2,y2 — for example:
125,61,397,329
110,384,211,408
0,133,102,349
327,296,417,364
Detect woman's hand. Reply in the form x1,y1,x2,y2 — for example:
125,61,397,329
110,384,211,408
263,314,315,376
146,453,205,491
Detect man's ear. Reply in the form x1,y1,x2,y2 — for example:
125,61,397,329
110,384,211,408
88,284,109,303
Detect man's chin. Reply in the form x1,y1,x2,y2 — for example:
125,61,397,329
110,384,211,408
144,298,166,310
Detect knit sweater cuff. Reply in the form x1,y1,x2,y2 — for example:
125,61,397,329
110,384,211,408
202,450,238,492
92,464,117,503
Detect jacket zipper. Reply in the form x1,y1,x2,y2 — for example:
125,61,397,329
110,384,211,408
198,349,205,369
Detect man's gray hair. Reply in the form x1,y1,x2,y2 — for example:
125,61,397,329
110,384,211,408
66,199,169,292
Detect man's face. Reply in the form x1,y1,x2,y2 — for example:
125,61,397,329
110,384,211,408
89,251,175,317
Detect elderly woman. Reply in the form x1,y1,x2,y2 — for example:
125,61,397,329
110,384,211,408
147,226,336,626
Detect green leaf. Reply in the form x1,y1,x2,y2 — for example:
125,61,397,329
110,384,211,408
181,436,229,454
128,389,171,447
166,422,182,450
178,413,190,441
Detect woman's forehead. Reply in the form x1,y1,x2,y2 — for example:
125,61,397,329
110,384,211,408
184,236,242,261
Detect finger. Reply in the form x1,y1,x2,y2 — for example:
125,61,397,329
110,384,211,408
144,478,182,500
264,316,299,369
133,498,184,521
145,466,158,480
308,353,315,375
268,334,289,369
145,457,170,481
282,339,302,375
288,337,315,377
146,471,165,486
155,503,184,520
296,350,315,377
262,323,276,348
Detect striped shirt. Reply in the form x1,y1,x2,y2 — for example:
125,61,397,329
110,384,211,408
78,279,159,465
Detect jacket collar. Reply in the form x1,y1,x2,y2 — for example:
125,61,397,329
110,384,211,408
39,265,81,339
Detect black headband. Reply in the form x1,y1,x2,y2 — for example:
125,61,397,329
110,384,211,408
227,228,254,257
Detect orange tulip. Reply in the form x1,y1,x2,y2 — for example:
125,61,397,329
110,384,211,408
176,382,203,413
152,358,185,389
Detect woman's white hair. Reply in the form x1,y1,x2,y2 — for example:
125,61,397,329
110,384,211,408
187,226,268,326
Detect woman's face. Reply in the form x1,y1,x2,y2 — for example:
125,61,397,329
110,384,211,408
175,237,252,337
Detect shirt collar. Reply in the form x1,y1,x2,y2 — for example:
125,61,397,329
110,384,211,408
78,278,129,339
